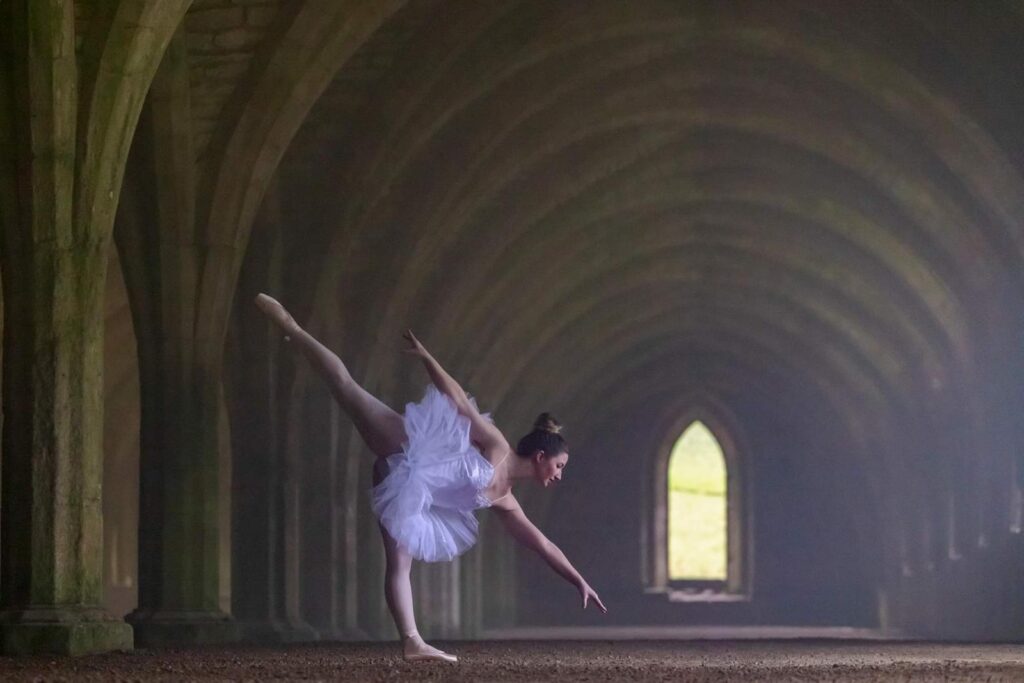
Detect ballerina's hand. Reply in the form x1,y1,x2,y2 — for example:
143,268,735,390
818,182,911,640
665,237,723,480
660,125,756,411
577,579,608,613
402,329,428,358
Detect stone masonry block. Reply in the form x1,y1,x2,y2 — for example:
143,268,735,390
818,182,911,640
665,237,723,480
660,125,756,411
187,32,218,54
187,7,245,33
245,6,279,28
213,27,259,51
1,621,133,656
204,60,252,82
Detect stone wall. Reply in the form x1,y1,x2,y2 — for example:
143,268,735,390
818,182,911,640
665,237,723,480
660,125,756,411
185,0,287,160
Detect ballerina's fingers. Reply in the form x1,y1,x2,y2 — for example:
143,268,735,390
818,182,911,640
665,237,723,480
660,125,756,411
582,586,608,613
401,329,427,356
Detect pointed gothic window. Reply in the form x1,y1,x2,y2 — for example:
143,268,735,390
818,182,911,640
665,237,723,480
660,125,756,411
668,421,727,581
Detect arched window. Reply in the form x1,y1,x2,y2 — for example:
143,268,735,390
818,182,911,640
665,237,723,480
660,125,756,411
645,403,749,598
668,421,726,581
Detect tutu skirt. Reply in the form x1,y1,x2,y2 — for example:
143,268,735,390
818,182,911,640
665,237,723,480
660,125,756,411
370,385,495,562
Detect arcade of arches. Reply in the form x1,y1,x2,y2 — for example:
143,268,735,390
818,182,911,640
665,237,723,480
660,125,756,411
1,0,1023,655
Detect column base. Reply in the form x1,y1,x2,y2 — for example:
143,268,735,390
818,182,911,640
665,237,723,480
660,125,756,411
0,607,133,655
127,610,239,647
237,619,320,643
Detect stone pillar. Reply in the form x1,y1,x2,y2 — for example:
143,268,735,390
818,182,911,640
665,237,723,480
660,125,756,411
297,385,344,639
222,186,317,642
0,0,131,655
225,292,282,640
277,381,319,642
226,301,301,641
335,380,371,637
325,401,370,640
118,31,236,646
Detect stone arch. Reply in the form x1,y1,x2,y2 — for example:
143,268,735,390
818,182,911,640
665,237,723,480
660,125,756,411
196,0,406,354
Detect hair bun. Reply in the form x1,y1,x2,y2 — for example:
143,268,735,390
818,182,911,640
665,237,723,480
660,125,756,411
533,412,562,435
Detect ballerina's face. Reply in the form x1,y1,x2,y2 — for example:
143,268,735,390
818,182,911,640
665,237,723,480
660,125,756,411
534,450,569,487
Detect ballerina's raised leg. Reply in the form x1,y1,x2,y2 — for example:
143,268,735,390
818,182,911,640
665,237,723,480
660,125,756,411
255,293,457,663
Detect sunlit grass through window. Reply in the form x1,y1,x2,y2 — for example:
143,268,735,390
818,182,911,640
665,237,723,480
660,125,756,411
668,421,726,580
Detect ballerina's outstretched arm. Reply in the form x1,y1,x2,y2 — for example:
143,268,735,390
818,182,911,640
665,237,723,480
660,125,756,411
492,494,608,613
402,330,510,459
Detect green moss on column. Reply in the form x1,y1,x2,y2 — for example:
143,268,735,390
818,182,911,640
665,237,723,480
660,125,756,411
1,0,190,656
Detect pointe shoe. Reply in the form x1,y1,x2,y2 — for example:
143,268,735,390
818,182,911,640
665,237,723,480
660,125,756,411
402,636,458,663
254,293,298,338
404,650,458,663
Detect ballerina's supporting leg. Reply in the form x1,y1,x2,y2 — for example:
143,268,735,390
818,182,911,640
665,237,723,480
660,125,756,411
384,541,458,663
375,468,457,663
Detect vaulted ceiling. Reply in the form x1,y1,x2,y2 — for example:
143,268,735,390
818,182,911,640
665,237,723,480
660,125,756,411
259,0,1024,587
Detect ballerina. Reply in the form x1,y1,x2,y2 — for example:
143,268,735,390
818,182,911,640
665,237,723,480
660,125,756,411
254,294,606,663
254,294,602,663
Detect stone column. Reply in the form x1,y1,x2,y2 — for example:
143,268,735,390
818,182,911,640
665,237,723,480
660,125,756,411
276,206,355,640
297,384,343,638
0,0,131,656
118,31,236,646
335,382,371,637
226,277,295,641
223,185,317,642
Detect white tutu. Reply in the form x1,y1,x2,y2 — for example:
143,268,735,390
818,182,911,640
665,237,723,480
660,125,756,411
370,385,496,562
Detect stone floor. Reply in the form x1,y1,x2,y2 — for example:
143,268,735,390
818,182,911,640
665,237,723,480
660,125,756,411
2,640,1024,681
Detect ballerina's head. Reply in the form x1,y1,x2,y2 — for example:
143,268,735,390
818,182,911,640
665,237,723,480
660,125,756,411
516,413,569,487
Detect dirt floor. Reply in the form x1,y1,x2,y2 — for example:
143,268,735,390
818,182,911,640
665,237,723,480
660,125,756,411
1,640,1023,682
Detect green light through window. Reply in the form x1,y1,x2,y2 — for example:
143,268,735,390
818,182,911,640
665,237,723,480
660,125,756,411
668,421,727,580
